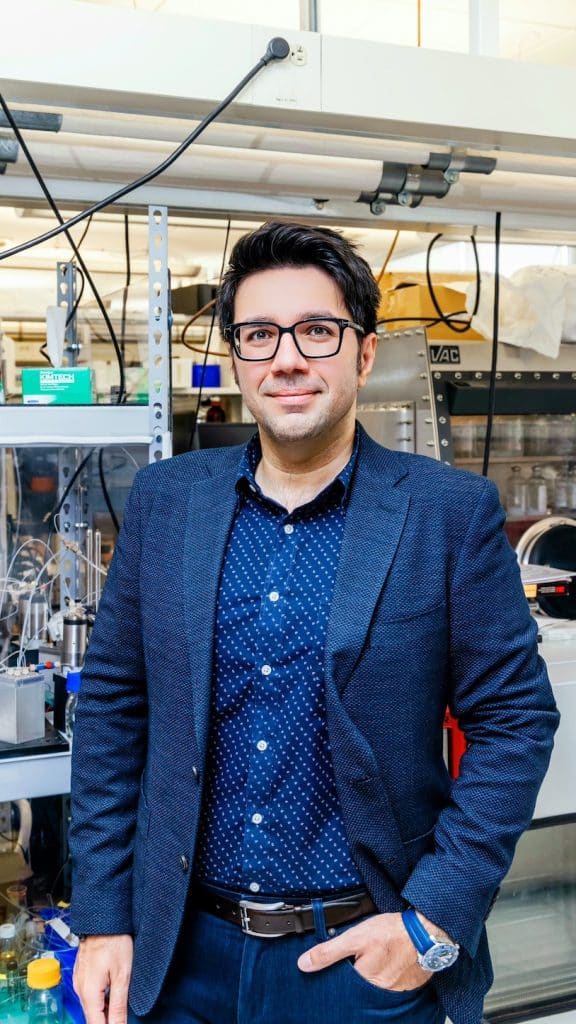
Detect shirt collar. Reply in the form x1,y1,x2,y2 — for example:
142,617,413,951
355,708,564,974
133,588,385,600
235,424,360,511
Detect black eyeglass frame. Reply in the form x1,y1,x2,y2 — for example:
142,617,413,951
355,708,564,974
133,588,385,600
223,317,366,362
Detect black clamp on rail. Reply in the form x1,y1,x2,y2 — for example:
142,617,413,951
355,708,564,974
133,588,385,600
358,150,497,214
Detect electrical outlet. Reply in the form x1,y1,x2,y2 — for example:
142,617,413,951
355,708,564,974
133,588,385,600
291,45,307,67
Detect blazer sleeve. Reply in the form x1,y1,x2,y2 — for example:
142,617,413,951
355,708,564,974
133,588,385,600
69,470,147,936
401,477,560,957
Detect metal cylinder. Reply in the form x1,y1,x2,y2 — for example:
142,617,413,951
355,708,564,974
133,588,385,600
18,592,49,643
94,530,102,611
86,528,94,607
62,614,88,669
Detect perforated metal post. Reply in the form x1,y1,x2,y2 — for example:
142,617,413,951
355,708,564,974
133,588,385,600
0,450,6,588
148,206,171,463
57,448,89,610
56,261,78,366
56,260,88,610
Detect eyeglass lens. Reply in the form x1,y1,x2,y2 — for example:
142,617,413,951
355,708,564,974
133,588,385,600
235,319,344,359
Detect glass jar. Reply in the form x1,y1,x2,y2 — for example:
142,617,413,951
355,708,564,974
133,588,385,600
506,466,528,519
206,397,226,423
6,884,28,959
554,463,576,513
548,416,572,456
0,922,19,1002
491,415,522,456
537,464,558,509
525,466,548,517
27,957,63,1023
524,417,549,456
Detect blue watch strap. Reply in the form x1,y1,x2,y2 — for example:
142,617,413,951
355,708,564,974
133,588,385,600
401,907,435,954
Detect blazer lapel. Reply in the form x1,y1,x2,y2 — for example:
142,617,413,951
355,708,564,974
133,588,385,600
325,449,410,696
182,468,239,761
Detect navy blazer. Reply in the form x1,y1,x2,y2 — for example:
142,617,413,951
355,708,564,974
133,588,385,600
69,427,559,1024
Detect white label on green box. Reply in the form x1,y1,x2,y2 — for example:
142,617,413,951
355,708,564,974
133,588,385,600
22,367,93,404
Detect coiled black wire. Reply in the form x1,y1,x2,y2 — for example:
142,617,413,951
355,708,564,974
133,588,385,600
425,232,481,334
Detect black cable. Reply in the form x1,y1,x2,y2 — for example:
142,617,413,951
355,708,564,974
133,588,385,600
40,222,91,364
187,219,232,450
481,212,502,478
120,213,131,355
0,96,126,404
45,445,125,543
377,312,469,326
43,450,94,528
65,265,85,327
0,39,289,262
98,448,120,534
425,233,481,334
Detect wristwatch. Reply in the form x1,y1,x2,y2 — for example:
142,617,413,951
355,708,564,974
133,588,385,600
401,907,459,972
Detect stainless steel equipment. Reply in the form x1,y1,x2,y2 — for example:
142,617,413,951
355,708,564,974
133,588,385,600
62,611,88,669
18,592,49,644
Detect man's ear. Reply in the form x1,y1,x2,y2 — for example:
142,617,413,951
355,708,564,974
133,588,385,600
358,333,378,388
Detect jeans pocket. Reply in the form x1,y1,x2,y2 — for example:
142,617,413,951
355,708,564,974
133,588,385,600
343,958,433,1000
332,915,433,1002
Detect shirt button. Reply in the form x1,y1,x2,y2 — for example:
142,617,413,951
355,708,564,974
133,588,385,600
261,664,272,676
268,591,279,603
249,882,261,893
179,855,189,873
284,524,294,535
256,739,268,751
192,766,200,783
252,813,263,824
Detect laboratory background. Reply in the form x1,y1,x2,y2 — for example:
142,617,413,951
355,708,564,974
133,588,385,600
0,1,575,1022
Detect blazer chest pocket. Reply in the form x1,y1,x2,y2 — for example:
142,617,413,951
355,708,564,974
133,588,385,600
368,600,446,638
365,602,448,675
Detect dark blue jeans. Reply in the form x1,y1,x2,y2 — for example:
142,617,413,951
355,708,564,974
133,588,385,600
128,897,444,1023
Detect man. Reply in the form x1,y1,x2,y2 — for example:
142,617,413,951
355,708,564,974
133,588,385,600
70,221,559,1024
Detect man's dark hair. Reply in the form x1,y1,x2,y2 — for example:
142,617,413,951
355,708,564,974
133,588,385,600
217,221,380,337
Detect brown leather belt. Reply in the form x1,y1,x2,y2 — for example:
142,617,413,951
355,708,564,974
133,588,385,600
195,887,377,938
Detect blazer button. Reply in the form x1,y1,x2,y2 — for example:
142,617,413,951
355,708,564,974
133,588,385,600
192,766,200,783
179,855,189,873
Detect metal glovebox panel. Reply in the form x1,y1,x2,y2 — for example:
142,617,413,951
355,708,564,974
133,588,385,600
534,636,576,821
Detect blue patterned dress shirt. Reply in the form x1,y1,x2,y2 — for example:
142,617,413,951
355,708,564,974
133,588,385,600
194,430,364,897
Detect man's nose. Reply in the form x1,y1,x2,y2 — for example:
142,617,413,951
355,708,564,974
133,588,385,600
269,329,309,373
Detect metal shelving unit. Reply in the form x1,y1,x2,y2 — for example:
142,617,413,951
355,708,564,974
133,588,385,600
0,404,154,447
0,750,71,803
0,206,172,799
0,206,171,459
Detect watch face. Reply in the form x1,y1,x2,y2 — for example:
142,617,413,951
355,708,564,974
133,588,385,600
420,942,459,972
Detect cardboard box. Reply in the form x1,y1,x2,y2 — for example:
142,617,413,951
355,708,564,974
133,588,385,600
22,367,94,405
378,275,484,341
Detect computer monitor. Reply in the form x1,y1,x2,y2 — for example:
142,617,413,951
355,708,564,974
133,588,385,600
196,422,257,450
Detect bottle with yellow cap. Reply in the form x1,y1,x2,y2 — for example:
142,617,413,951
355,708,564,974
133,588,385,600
27,956,64,1022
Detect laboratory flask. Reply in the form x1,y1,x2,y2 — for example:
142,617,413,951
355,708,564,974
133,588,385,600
27,957,64,1022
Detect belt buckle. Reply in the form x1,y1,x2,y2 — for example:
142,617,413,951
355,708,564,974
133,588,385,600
238,899,286,938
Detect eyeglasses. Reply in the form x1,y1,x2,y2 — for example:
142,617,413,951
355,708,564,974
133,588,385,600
224,317,365,362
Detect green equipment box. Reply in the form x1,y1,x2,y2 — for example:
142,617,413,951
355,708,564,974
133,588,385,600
22,367,94,405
